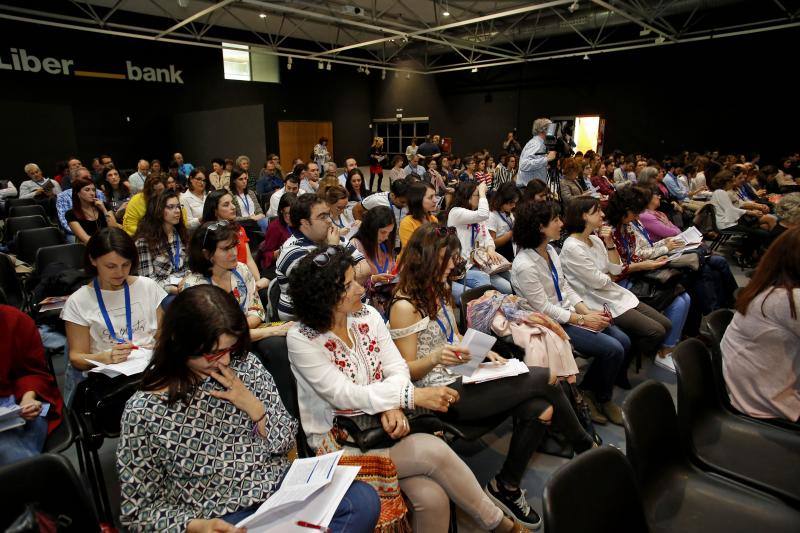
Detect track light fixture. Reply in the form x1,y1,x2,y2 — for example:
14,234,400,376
326,61,331,71
381,69,386,80
471,67,478,73
365,67,370,75
287,57,292,70
568,1,579,13
259,13,267,19
318,61,324,70
583,53,589,60
655,36,665,44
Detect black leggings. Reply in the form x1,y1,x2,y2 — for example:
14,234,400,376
370,171,384,192
442,367,593,486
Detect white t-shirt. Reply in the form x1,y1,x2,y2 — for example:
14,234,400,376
487,210,514,240
61,276,166,354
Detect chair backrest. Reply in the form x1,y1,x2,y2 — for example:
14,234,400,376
6,197,36,209
0,453,100,532
3,215,49,244
704,308,734,349
543,447,649,533
16,227,65,264
458,284,494,333
702,309,736,407
0,253,25,309
35,243,87,274
622,380,682,485
8,204,48,219
268,277,281,322
673,338,721,439
73,374,143,441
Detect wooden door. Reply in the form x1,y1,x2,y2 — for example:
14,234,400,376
278,121,333,168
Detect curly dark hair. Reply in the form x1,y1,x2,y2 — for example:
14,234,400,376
287,246,357,332
563,196,600,234
188,221,240,275
513,201,560,250
520,179,550,204
140,284,250,405
133,190,189,252
605,186,648,227
395,223,461,319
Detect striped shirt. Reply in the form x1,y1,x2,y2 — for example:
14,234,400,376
275,231,365,318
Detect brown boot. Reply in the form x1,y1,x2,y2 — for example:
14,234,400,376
581,390,608,425
601,400,624,426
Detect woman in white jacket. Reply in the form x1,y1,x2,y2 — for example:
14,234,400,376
445,181,513,296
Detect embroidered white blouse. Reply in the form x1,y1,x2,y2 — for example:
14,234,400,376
287,305,415,449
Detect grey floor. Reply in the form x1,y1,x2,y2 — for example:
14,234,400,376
50,244,750,531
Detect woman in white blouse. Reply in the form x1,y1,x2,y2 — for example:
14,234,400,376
286,246,527,533
510,201,630,426
560,197,676,375
179,168,208,230
446,181,513,295
710,170,772,266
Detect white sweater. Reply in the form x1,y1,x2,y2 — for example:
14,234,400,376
446,197,495,266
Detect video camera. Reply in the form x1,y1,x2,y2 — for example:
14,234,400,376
544,122,572,159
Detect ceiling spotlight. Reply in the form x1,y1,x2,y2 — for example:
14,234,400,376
357,66,363,73
655,36,665,44
639,28,651,36
405,73,410,80
471,67,478,73
177,0,189,8
401,36,409,43
318,61,324,70
287,57,292,70
381,69,386,80
582,53,589,60
568,1,579,13
442,10,450,16
326,61,331,71
259,13,267,19
365,67,370,75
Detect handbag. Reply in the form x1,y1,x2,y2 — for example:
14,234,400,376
471,246,512,275
627,269,685,311
333,410,446,453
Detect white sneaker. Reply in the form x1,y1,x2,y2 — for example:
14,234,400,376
654,354,676,373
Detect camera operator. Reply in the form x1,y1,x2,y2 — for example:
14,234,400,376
517,118,557,187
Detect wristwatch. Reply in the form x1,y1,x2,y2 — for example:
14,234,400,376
577,314,585,326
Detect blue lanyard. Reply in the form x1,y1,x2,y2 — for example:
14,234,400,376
471,224,478,248
93,278,132,344
621,228,633,262
632,221,653,245
434,299,454,344
207,269,247,311
546,254,563,302
498,212,513,230
373,243,390,274
240,193,250,214
333,214,345,228
166,231,182,271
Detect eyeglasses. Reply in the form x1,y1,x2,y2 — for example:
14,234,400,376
202,220,230,248
165,203,182,210
312,246,340,267
202,345,238,362
434,226,457,238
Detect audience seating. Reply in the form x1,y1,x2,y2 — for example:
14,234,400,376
8,204,48,219
0,454,100,532
267,277,281,322
622,380,800,532
34,243,86,275
5,198,36,210
698,204,747,252
3,214,49,246
16,227,65,265
543,446,649,533
0,252,27,310
673,339,800,506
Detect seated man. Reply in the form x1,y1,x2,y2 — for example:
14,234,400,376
352,178,410,250
337,158,358,187
0,305,63,466
403,154,426,177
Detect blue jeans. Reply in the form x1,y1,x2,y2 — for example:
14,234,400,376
452,267,512,304
0,416,48,466
221,480,379,532
662,292,691,348
257,217,269,233
564,324,631,403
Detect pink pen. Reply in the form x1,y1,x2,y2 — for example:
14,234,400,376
296,521,332,533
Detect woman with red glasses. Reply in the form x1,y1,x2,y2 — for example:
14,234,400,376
117,284,380,533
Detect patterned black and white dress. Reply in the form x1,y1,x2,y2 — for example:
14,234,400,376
117,353,298,533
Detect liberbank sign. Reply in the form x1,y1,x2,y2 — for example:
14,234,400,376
0,47,185,84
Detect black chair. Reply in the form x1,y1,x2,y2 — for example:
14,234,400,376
673,339,800,506
543,446,649,533
6,197,36,209
34,243,86,274
702,309,800,433
0,252,27,310
9,204,48,219
622,380,800,532
15,227,65,264
71,374,142,523
0,453,100,532
698,204,747,252
3,214,49,245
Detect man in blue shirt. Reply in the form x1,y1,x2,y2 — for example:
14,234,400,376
517,118,556,186
172,152,194,183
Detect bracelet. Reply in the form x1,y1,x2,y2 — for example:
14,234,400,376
251,409,267,438
606,246,616,251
